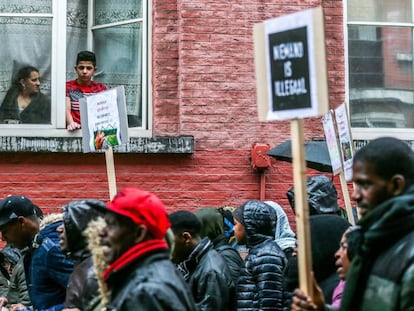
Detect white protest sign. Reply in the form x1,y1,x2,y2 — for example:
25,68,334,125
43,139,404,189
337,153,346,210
322,111,343,175
335,103,354,181
254,6,329,121
80,86,129,153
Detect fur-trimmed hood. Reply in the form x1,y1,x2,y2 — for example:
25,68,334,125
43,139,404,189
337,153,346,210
84,216,110,307
33,213,63,248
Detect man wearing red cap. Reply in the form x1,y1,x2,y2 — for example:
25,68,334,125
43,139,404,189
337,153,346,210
93,187,196,310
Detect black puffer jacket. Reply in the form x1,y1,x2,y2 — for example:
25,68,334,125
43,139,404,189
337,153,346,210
61,199,105,310
106,250,197,311
236,200,287,311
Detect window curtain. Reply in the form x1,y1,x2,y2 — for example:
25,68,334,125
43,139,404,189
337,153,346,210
0,1,53,99
92,0,143,126
0,0,143,127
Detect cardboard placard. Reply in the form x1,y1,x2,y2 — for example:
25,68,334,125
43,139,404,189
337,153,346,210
322,111,343,175
80,86,129,153
254,6,329,121
335,103,354,182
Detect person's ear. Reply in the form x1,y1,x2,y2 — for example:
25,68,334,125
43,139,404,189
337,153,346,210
17,216,26,225
389,174,405,196
182,231,192,244
134,225,148,243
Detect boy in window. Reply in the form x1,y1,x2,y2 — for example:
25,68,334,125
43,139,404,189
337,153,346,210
65,51,107,131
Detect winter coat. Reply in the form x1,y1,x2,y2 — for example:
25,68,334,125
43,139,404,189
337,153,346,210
7,256,31,306
23,214,74,311
61,199,105,310
0,87,50,124
64,256,99,310
177,237,235,311
283,214,350,305
236,200,287,310
287,175,340,215
195,207,243,285
105,250,197,311
264,200,296,257
339,185,414,311
213,235,243,285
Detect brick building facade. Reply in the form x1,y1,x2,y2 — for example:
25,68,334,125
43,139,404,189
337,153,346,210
0,0,347,225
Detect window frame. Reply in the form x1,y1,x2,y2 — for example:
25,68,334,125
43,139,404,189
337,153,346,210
345,1,414,141
0,0,152,139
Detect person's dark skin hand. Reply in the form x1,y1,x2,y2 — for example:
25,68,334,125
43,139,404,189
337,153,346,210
291,273,326,310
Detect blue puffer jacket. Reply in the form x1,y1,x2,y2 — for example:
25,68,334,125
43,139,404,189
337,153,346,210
236,200,287,310
24,214,74,311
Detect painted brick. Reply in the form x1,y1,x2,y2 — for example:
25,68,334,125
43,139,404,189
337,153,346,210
1,0,354,233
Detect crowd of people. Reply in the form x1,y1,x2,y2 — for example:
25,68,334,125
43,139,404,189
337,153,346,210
0,136,412,311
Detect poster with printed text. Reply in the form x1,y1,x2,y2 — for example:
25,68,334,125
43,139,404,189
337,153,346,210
254,6,329,121
80,86,129,153
335,103,354,181
322,111,343,175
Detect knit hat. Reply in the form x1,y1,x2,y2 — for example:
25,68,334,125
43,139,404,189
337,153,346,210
98,188,170,240
232,205,245,225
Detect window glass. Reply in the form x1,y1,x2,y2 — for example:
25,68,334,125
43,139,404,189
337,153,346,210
348,0,411,23
0,1,52,14
0,13,52,124
92,0,145,128
94,0,142,25
0,0,148,134
66,0,88,81
93,24,143,127
348,25,414,128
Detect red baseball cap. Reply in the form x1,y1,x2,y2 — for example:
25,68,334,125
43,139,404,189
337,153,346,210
105,188,170,239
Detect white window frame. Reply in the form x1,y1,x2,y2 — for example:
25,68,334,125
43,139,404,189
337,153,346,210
0,0,152,139
344,0,414,141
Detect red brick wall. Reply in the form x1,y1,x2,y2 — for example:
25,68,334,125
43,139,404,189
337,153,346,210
0,0,347,229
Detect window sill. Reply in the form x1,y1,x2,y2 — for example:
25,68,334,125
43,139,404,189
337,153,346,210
0,135,195,153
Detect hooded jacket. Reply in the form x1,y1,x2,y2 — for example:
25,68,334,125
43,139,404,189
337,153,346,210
195,208,243,285
287,175,340,215
264,201,296,256
339,185,414,311
24,213,74,311
235,200,287,310
61,199,105,310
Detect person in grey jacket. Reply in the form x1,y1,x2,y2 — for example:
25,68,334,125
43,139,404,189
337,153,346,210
233,200,287,310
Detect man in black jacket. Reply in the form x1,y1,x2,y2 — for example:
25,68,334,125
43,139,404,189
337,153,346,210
194,207,243,285
169,210,235,311
92,187,197,311
291,137,414,311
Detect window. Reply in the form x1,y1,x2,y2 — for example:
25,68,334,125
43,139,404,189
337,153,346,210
346,0,414,140
0,0,150,138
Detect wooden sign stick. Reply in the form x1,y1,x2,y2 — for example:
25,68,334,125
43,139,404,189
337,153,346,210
291,118,313,297
339,171,356,225
105,146,117,200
